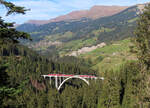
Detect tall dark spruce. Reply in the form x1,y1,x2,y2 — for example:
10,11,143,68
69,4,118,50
0,0,30,107
134,3,150,107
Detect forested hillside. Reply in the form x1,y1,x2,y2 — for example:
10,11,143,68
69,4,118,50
0,1,101,107
1,0,150,108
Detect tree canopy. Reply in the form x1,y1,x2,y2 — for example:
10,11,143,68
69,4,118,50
0,0,31,46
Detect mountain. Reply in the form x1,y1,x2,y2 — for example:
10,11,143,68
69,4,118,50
17,4,146,56
26,5,129,25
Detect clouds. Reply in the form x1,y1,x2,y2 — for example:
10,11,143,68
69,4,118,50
0,0,149,24
1,0,66,23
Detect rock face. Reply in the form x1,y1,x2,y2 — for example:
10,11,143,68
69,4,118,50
27,5,129,25
30,77,46,91
67,42,106,56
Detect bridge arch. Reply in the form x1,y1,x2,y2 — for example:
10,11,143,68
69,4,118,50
57,76,89,91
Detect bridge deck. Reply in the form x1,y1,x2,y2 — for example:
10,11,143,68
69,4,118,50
43,74,98,78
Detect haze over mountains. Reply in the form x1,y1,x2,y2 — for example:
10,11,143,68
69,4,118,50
26,5,129,25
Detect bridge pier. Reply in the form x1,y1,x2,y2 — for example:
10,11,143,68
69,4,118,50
59,77,61,85
49,77,51,85
55,76,58,89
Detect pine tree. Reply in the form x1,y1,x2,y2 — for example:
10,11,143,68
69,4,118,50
0,0,31,47
0,0,31,107
98,71,121,108
134,3,150,107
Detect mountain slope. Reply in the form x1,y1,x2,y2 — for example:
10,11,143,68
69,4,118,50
26,5,128,25
80,38,137,73
17,4,144,56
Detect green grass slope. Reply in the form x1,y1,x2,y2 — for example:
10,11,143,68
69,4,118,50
80,38,137,73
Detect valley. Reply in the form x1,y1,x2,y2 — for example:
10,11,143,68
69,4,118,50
1,1,150,107
17,4,142,57
16,4,141,70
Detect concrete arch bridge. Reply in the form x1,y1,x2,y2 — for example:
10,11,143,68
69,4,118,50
42,74,104,91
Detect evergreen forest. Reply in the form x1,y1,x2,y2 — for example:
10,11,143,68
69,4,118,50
1,1,150,108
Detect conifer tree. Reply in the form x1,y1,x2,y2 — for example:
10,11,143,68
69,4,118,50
134,3,150,107
98,71,121,108
0,0,31,47
0,1,30,107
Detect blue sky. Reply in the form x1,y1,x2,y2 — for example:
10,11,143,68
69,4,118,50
0,0,149,24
